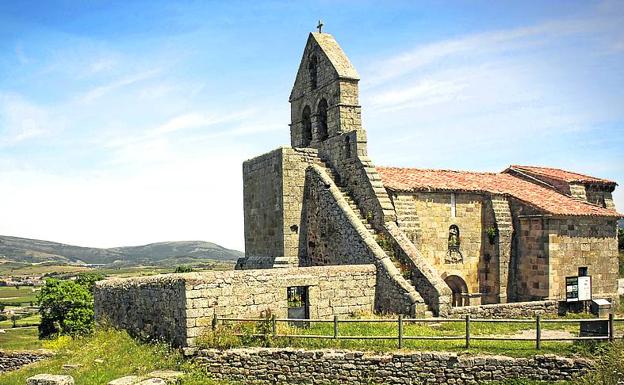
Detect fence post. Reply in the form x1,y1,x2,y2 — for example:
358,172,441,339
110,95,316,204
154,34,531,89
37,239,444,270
333,315,338,340
536,314,541,350
608,313,614,343
465,315,471,349
211,313,217,331
398,314,404,349
271,314,277,336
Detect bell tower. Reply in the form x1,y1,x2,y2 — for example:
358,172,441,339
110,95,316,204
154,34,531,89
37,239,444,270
289,32,363,148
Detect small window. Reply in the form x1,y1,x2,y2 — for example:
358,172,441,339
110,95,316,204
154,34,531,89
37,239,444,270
308,55,318,90
317,98,328,141
301,106,312,146
578,267,588,277
344,136,351,158
450,193,456,217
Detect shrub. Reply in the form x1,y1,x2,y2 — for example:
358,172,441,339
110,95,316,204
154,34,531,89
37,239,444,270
175,265,194,273
37,278,94,339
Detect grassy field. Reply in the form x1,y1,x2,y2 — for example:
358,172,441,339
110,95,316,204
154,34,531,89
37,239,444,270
0,286,40,305
0,327,42,350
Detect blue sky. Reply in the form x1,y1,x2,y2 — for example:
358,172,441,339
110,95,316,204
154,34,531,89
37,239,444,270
0,1,622,250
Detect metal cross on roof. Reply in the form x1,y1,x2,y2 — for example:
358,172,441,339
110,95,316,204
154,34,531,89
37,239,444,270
317,20,324,33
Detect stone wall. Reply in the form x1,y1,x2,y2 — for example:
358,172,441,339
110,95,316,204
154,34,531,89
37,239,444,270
547,217,619,299
189,347,592,385
392,192,492,299
95,274,188,346
95,265,377,347
449,300,559,318
300,165,425,315
242,148,285,266
0,351,50,373
514,215,619,301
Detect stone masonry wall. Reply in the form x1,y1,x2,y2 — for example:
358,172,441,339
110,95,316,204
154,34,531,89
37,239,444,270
243,148,285,266
95,265,377,347
190,348,593,385
547,217,619,299
0,351,50,373
449,300,559,319
95,274,188,346
300,165,425,315
396,192,490,297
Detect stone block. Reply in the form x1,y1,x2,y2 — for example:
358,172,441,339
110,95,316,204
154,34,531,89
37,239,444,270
27,374,75,385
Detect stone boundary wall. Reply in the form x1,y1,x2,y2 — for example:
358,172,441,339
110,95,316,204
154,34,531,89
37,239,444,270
188,347,593,385
95,265,377,347
449,300,559,318
0,350,51,373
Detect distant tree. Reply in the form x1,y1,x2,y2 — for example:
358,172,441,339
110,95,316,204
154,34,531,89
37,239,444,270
619,227,624,250
75,272,105,293
37,278,94,339
174,265,194,273
0,304,4,312
10,314,18,328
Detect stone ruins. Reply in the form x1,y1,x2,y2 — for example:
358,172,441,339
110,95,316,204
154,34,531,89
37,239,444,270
95,31,621,347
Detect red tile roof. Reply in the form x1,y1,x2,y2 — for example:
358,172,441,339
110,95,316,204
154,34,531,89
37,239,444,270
505,165,617,185
378,167,621,218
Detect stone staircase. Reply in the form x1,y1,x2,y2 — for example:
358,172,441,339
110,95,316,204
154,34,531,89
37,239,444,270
392,196,422,245
314,159,432,316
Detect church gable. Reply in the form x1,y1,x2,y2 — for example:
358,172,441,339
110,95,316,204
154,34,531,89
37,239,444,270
289,32,359,102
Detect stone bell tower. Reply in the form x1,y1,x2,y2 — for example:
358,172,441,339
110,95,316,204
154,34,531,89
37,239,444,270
289,32,363,149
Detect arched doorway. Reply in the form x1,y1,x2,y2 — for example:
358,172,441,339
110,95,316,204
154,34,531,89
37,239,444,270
444,275,469,307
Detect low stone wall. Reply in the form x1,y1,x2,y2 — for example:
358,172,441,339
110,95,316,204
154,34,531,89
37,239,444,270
189,347,592,384
0,351,50,373
95,265,377,347
449,300,559,318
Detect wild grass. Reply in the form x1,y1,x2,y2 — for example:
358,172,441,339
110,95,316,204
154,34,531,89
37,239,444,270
0,328,232,385
0,327,42,350
0,286,39,305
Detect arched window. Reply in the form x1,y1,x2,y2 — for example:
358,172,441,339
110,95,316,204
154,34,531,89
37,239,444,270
308,55,318,90
301,106,312,146
317,98,328,141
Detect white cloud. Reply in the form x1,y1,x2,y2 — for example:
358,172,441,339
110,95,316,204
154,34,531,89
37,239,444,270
0,94,52,145
80,69,161,103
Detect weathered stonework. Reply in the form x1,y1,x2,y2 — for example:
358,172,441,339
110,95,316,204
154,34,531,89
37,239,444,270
95,265,377,347
449,300,559,318
512,214,619,302
189,348,593,384
0,351,51,373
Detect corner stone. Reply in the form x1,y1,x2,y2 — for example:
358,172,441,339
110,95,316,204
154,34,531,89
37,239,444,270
26,374,75,385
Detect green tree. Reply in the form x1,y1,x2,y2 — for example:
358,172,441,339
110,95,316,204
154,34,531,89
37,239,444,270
37,278,94,339
618,226,623,250
174,265,194,273
75,272,105,293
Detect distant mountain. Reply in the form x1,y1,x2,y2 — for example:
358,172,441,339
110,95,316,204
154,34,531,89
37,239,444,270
0,235,243,266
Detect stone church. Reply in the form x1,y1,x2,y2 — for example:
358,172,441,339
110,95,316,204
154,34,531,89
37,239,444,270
237,31,621,316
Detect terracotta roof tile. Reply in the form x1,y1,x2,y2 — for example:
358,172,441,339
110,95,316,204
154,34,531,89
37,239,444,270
505,165,616,185
378,167,621,218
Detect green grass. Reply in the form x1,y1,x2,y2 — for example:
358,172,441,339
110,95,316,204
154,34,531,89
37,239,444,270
0,329,232,385
0,327,42,350
0,313,41,329
198,314,599,358
0,286,39,305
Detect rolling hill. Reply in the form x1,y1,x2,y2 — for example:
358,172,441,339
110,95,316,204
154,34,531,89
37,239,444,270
0,235,243,266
